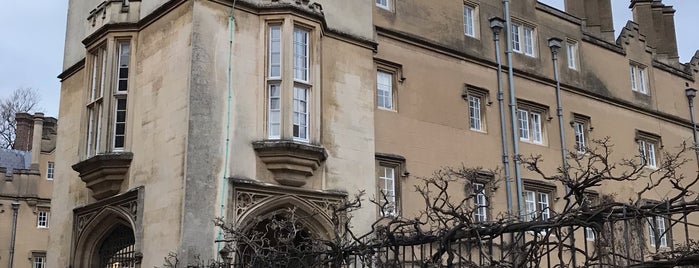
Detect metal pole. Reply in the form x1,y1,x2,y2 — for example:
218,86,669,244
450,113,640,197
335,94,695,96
503,0,524,220
686,90,699,165
549,37,577,266
9,202,19,268
490,18,513,217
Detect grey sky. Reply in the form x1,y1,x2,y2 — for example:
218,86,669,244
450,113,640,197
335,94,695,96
0,1,696,118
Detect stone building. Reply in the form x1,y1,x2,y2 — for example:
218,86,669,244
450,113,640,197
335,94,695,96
50,0,699,267
0,113,57,268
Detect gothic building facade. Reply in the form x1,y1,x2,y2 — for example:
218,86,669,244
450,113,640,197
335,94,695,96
50,0,699,266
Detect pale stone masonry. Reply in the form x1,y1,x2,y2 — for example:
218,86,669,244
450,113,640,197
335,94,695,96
50,0,699,267
0,113,56,268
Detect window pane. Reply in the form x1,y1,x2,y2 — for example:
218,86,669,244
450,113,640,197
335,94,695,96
269,26,281,78
114,99,127,149
379,165,396,215
293,87,309,140
574,122,585,152
468,95,481,130
647,142,656,167
518,109,529,140
538,193,550,220
463,6,474,37
268,84,281,139
531,112,542,143
293,28,309,81
116,42,130,92
511,24,520,52
523,27,534,56
525,191,536,221
638,68,647,93
630,65,637,91
567,43,576,69
377,71,393,109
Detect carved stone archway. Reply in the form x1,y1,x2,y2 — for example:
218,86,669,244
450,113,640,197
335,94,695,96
72,188,143,267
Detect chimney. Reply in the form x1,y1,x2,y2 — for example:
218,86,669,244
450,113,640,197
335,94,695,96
31,113,44,167
565,0,615,42
631,0,679,63
13,113,33,151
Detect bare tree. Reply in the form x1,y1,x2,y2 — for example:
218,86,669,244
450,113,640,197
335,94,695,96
0,87,41,149
167,138,699,267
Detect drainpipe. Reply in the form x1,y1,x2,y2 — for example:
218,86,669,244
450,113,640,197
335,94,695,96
217,0,238,260
547,38,568,183
548,37,576,265
503,0,524,219
685,87,699,166
489,17,513,217
8,201,20,268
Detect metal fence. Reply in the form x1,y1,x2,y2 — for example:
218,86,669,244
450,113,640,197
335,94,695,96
219,200,699,268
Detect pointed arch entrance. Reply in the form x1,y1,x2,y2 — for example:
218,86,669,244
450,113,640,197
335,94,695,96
72,188,143,267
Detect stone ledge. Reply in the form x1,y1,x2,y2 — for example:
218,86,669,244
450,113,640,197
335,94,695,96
252,140,327,187
72,152,133,200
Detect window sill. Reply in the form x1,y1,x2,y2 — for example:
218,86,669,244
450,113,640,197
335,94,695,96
377,107,396,112
253,140,327,187
71,152,133,200
470,128,487,134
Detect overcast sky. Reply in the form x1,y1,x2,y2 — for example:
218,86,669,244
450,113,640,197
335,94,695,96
0,1,696,118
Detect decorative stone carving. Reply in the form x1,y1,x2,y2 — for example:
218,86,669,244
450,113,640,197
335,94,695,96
252,140,327,187
72,152,133,200
230,178,346,230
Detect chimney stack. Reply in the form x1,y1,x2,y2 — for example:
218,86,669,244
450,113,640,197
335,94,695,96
13,113,34,151
631,0,679,63
31,113,44,167
565,0,615,42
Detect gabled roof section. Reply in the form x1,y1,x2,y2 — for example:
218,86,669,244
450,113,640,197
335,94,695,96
616,20,647,48
688,50,699,74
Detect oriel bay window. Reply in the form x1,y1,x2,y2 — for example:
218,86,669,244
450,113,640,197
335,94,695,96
85,38,132,157
265,20,319,143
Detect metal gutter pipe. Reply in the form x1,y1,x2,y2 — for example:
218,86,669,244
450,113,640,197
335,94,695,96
548,37,577,265
503,0,524,219
9,201,19,268
489,17,513,217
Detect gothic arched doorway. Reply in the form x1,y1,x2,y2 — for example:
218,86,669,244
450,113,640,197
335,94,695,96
98,224,136,268
237,212,320,267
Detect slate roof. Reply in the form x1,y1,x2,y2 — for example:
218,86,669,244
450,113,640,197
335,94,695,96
0,148,31,173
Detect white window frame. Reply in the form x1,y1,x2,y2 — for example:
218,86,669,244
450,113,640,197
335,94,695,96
265,23,315,143
468,95,483,131
47,162,55,180
267,84,281,139
524,189,551,222
37,211,49,228
86,47,106,157
511,23,521,53
379,165,397,216
566,41,577,70
268,25,282,79
574,122,586,153
648,216,668,247
630,63,649,94
639,140,658,169
292,86,309,142
585,227,595,240
511,22,536,57
293,28,309,83
463,4,476,38
473,183,487,222
33,256,46,268
377,71,394,110
376,0,390,10
572,114,590,153
518,105,545,144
